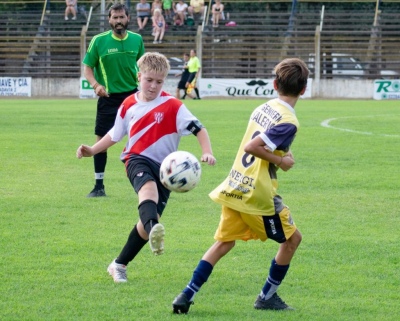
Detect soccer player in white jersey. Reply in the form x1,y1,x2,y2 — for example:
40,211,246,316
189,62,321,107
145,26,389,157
172,58,309,313
76,52,216,283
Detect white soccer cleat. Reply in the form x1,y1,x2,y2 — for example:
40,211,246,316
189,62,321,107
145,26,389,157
149,223,165,256
107,259,127,283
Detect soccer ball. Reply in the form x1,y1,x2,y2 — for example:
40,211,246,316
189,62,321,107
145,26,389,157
160,151,201,193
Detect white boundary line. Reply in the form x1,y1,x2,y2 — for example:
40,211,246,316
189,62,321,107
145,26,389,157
320,115,400,138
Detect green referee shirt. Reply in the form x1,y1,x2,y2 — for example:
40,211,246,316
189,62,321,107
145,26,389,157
187,56,201,73
83,30,145,94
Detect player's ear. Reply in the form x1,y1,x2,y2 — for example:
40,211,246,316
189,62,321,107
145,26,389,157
138,72,142,81
273,79,278,90
300,86,307,95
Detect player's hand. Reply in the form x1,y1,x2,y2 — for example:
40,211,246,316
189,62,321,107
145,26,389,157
279,154,295,172
76,144,93,158
285,150,294,160
201,153,216,166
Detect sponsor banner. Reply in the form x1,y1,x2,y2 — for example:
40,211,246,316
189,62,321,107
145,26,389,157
79,77,97,99
79,77,178,99
0,77,31,97
373,80,400,100
199,78,312,98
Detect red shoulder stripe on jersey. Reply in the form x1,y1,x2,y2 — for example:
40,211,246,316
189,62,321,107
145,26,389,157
129,99,181,154
120,95,138,119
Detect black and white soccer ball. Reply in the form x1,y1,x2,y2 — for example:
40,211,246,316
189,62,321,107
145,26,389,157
160,151,201,193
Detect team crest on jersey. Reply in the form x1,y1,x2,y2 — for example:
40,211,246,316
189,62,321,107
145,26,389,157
154,112,164,124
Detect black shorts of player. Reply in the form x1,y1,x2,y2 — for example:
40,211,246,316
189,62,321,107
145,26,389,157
262,197,287,244
124,154,170,216
95,89,138,137
177,71,190,90
187,72,197,84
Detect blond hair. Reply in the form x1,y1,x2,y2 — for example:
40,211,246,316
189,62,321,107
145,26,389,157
137,52,170,77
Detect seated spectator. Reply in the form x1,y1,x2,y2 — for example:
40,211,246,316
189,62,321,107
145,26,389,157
174,0,188,26
152,9,166,43
188,0,204,18
211,0,224,27
151,0,163,15
163,0,173,20
65,0,77,20
136,0,151,31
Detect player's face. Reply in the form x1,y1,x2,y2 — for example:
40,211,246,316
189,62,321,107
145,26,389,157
138,71,165,102
109,9,129,36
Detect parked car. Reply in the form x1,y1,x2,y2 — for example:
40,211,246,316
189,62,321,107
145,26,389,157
168,57,184,76
308,53,399,79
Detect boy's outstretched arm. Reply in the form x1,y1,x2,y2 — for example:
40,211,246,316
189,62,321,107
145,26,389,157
196,128,216,165
76,134,116,159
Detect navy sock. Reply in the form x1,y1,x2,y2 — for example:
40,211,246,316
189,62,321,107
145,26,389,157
261,258,289,300
183,260,213,301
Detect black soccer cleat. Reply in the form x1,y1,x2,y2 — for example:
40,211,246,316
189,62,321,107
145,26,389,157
172,292,194,314
254,293,294,311
87,185,106,198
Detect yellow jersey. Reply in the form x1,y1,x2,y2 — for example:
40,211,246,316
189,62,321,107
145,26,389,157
209,98,299,216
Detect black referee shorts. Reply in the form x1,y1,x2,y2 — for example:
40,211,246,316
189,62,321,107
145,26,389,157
177,72,190,90
187,72,197,84
95,89,138,137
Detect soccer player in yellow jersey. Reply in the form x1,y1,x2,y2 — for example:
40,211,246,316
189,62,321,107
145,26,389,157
172,58,309,314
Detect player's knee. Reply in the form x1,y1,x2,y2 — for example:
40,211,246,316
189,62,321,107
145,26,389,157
288,230,302,250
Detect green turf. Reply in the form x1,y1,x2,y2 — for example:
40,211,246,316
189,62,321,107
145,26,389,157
1,98,399,321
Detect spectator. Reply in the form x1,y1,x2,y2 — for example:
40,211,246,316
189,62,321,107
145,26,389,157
188,0,204,18
151,0,163,15
152,8,165,43
211,0,224,27
65,0,77,20
45,0,51,14
174,0,188,26
175,53,190,99
186,49,201,100
163,0,173,20
136,0,151,31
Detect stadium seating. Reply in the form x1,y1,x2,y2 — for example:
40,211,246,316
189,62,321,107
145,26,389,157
0,2,399,80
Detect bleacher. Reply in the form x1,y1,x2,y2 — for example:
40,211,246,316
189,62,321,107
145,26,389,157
201,9,400,79
0,1,399,80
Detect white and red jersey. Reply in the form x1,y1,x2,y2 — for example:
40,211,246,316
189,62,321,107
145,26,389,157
108,91,199,164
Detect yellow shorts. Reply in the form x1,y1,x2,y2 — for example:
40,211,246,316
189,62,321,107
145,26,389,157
214,205,297,243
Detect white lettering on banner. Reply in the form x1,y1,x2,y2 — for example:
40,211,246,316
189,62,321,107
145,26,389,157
199,78,312,98
373,80,400,100
0,77,31,97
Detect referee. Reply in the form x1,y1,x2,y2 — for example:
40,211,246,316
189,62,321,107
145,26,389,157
82,3,145,197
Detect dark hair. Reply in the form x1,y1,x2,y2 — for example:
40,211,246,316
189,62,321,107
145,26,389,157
108,3,129,17
274,58,309,97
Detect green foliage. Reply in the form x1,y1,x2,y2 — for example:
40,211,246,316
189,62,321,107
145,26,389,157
1,98,399,320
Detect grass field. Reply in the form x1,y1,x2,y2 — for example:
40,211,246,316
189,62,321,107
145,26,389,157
1,98,399,321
